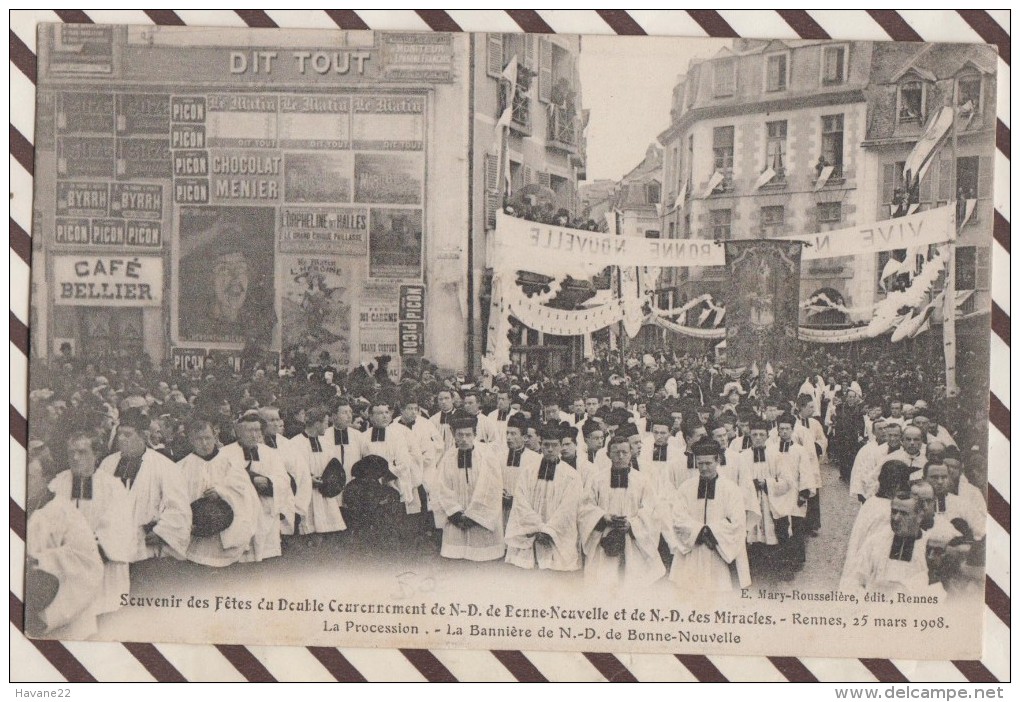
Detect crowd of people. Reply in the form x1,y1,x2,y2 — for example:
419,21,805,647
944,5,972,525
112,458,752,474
24,341,989,639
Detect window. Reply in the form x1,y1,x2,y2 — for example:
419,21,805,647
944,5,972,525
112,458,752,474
957,156,979,200
955,246,977,290
898,81,925,122
486,34,504,77
761,205,785,227
821,114,844,177
713,57,736,97
822,45,846,85
765,120,787,177
668,222,676,238
818,202,842,223
713,126,734,171
957,74,982,112
765,54,788,92
646,182,661,204
710,209,732,240
645,230,661,239
684,213,691,237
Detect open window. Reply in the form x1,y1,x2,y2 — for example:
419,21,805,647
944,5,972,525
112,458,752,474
897,80,926,124
765,52,789,92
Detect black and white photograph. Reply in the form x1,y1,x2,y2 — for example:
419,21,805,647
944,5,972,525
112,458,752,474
21,22,999,666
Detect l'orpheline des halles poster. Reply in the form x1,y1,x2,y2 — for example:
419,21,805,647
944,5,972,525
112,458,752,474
23,22,997,664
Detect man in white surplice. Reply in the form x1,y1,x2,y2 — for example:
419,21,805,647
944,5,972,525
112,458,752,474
222,411,297,560
505,424,582,571
666,437,751,592
430,416,506,561
97,408,191,563
178,419,261,567
578,435,665,588
47,428,133,617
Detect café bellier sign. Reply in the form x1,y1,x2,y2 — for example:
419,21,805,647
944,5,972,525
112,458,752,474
53,255,163,306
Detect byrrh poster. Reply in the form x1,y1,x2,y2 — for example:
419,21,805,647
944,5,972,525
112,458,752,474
23,22,997,665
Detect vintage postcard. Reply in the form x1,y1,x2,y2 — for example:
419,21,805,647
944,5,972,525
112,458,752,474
24,24,996,661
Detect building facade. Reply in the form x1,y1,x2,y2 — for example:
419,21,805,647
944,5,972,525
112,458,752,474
659,40,873,324
860,42,996,321
473,33,587,373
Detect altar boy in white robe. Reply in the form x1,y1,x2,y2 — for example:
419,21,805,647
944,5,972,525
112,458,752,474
361,399,421,515
431,416,506,561
666,438,751,592
290,407,346,538
47,428,134,616
178,419,261,567
505,424,582,571
640,412,691,492
578,435,665,588
222,411,297,561
97,409,191,563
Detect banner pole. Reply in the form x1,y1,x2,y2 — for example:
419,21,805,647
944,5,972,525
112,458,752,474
943,99,958,398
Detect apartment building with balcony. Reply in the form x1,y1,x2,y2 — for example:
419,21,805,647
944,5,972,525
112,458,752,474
658,39,873,326
472,33,588,372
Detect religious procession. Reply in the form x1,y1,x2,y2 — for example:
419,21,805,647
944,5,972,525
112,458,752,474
24,27,995,643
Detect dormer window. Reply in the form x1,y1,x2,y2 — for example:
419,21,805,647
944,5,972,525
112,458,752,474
821,45,847,85
957,73,982,113
714,57,736,97
765,53,788,92
897,80,925,123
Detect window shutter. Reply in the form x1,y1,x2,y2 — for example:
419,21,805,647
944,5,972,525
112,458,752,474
882,163,895,215
938,158,953,201
976,245,991,290
487,34,504,77
978,155,993,199
539,38,552,103
523,165,533,185
484,153,499,229
538,171,551,188
524,34,535,69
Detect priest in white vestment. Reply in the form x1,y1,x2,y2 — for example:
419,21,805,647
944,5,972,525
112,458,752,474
178,419,261,567
289,407,346,536
578,435,665,588
260,405,312,531
97,409,191,562
26,497,105,640
505,424,582,571
48,429,134,615
841,491,931,593
666,437,751,592
431,416,506,561
222,411,297,560
843,460,912,576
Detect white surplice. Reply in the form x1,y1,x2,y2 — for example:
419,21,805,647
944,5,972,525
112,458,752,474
178,450,261,567
220,442,296,559
97,449,191,562
431,444,506,561
504,460,582,571
47,470,134,614
667,475,751,591
577,469,665,588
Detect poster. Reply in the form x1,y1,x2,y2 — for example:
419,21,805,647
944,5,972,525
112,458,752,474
368,207,423,279
176,205,276,345
281,255,355,367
